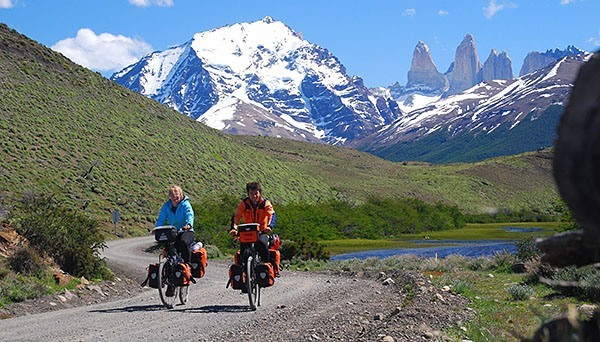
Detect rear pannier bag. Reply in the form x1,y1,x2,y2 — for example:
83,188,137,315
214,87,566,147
172,262,191,286
190,247,207,278
256,262,275,288
269,248,281,276
228,264,245,290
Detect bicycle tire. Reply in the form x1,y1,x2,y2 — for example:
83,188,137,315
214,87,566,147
179,285,189,305
246,255,259,311
157,259,178,309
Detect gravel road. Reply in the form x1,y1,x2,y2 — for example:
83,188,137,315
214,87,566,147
0,236,473,341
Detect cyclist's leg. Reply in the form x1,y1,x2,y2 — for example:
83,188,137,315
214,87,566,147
176,231,194,263
256,236,269,261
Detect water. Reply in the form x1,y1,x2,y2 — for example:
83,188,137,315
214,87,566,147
330,240,517,261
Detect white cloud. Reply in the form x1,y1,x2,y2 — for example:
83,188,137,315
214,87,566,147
438,10,449,16
51,28,153,74
402,8,416,17
588,33,600,47
0,0,14,9
560,0,577,4
483,0,516,19
129,0,174,7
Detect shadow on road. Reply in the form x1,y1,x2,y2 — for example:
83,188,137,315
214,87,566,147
176,305,253,313
89,304,166,313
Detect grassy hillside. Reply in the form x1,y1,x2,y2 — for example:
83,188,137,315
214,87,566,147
0,23,560,235
238,135,558,214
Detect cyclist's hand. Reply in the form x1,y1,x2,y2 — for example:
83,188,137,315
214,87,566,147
183,224,191,230
229,229,238,237
263,227,272,234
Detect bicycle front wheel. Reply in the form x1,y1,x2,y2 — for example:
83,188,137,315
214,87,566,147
246,255,259,311
157,260,178,309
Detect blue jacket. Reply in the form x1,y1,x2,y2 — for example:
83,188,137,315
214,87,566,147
155,195,194,232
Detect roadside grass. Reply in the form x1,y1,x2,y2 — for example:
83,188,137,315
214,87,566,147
440,271,583,341
322,222,560,255
0,267,81,310
301,254,595,342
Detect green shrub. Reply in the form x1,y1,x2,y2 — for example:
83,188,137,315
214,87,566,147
280,237,330,261
506,284,533,300
11,193,109,280
516,237,541,262
451,279,473,295
489,251,517,273
549,265,600,301
8,247,46,278
0,273,50,306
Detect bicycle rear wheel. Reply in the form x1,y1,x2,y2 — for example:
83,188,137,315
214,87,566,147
246,255,259,311
179,285,189,304
157,260,178,309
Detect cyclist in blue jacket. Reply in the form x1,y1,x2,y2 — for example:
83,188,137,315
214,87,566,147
155,185,195,263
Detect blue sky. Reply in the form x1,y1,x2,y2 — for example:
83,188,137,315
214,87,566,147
1,0,598,88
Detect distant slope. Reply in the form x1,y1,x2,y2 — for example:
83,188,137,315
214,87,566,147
0,23,559,233
237,135,558,215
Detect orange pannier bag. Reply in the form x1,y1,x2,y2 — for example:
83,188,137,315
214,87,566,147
228,264,245,289
256,262,275,287
172,262,192,286
191,247,207,278
269,248,281,276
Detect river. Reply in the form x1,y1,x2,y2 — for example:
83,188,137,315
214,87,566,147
330,240,518,261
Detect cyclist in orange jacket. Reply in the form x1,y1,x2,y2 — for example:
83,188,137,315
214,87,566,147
229,181,276,261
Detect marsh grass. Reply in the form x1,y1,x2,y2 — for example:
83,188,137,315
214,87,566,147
322,222,559,255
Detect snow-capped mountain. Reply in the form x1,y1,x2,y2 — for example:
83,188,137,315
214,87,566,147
111,17,401,145
112,17,589,163
350,54,592,163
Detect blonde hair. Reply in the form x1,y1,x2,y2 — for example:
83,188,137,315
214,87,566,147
168,185,183,197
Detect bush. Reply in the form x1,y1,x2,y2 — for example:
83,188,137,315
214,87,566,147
506,284,533,300
489,251,517,273
451,279,473,295
280,237,330,261
8,247,47,278
548,265,600,301
516,237,541,262
11,193,109,279
0,273,50,305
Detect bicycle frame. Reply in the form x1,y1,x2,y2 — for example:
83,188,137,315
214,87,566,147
237,223,261,310
153,225,189,309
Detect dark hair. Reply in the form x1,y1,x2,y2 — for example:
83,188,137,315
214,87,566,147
246,181,262,194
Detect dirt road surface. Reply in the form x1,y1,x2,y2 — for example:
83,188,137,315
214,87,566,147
0,236,472,341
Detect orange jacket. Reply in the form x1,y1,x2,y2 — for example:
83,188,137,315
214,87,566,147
234,197,274,231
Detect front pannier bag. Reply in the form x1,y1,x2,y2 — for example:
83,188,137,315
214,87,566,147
172,262,192,286
227,264,245,290
141,263,160,288
256,262,275,287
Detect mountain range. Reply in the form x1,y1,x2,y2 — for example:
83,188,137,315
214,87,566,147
0,22,560,231
111,17,589,163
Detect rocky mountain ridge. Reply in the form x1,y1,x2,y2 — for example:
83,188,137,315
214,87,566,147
354,53,590,163
111,17,588,163
112,16,401,145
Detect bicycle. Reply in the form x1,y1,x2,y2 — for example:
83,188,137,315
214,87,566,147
236,223,263,311
152,225,193,309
